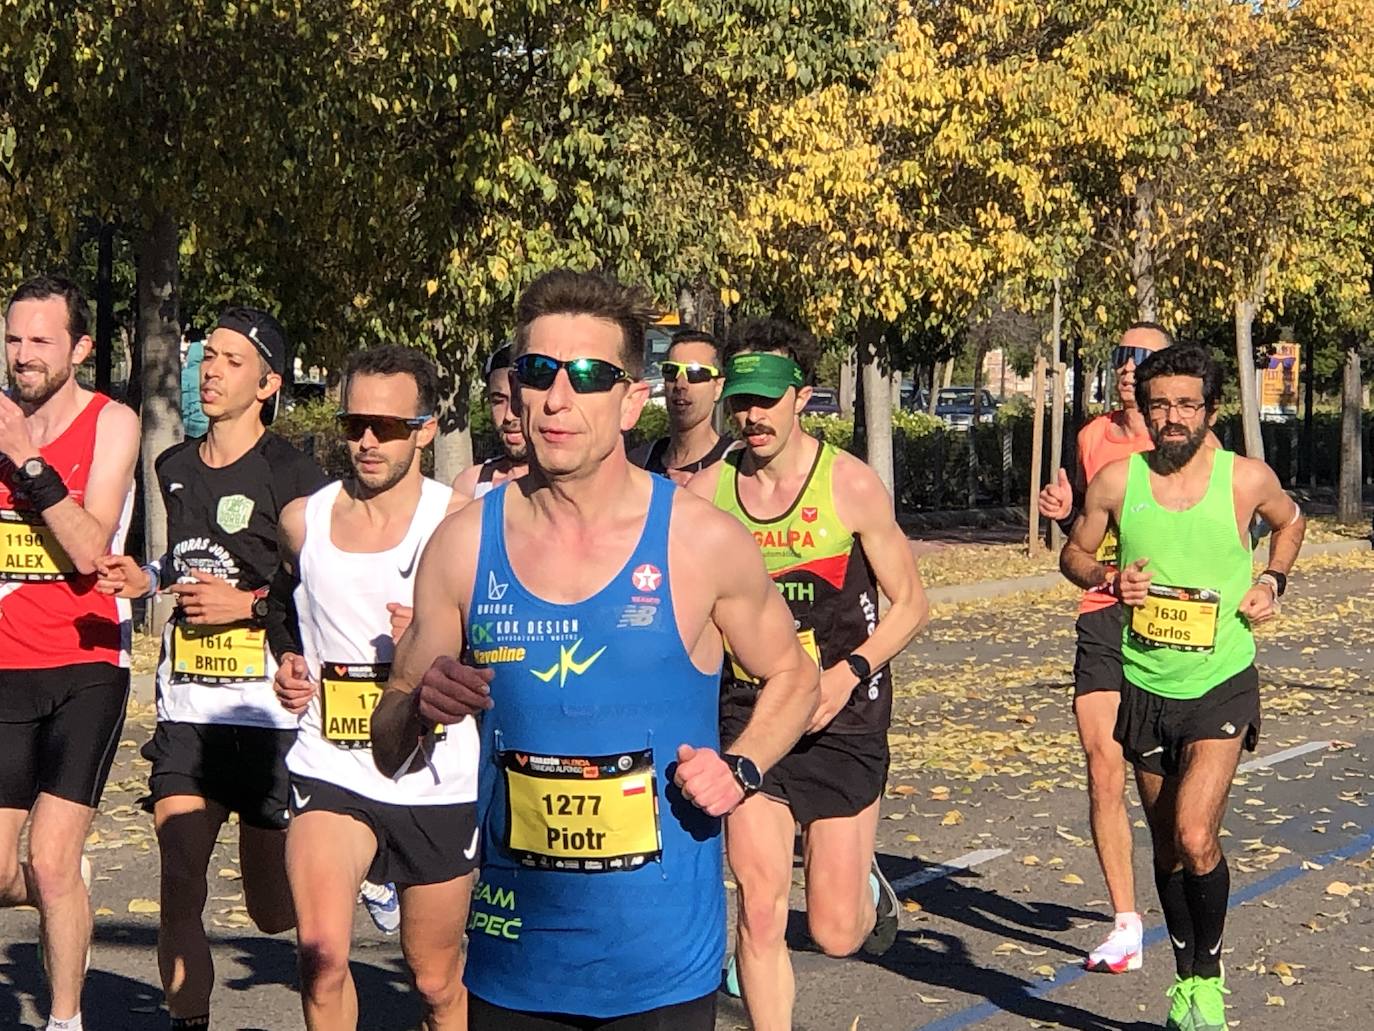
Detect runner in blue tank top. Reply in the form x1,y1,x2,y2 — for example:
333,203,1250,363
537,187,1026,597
372,269,820,1030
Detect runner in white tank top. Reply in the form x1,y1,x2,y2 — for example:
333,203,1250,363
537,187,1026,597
273,347,478,1031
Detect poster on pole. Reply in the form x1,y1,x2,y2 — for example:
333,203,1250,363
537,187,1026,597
1260,341,1300,422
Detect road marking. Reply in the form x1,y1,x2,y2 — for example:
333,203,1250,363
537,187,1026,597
890,849,1011,894
1238,739,1333,774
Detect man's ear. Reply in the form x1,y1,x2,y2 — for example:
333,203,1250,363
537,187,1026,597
72,334,95,365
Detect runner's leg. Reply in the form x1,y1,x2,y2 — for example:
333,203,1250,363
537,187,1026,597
800,796,879,957
287,810,377,1030
240,824,295,934
1173,737,1243,977
1074,690,1135,913
0,807,34,904
725,792,797,1031
154,794,227,1018
27,793,97,1020
1136,767,1192,980
399,872,475,1030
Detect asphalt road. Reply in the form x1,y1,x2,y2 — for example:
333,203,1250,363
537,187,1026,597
2,547,1371,1030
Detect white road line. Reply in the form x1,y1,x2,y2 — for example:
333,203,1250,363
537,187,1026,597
889,848,1011,894
1238,739,1333,774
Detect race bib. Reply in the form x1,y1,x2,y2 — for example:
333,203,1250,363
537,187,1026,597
320,662,387,749
0,510,74,581
728,627,821,683
501,748,661,872
1129,584,1219,653
171,624,268,684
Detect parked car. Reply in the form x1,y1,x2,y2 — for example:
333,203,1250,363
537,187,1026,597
803,387,841,415
930,387,998,428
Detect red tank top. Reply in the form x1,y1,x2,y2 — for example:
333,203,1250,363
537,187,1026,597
0,393,130,669
1077,411,1153,615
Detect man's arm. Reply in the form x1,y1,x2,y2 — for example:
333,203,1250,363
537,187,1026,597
450,464,480,505
371,510,488,777
5,399,140,575
1060,459,1128,591
266,498,308,663
1246,460,1306,576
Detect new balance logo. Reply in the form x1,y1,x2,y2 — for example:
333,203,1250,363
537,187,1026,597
487,571,508,601
531,639,606,688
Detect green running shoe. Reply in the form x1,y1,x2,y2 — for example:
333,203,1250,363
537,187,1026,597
1189,971,1230,1030
1164,975,1196,1031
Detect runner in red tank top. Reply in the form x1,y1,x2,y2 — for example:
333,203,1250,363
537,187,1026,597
0,276,140,1031
1036,322,1169,976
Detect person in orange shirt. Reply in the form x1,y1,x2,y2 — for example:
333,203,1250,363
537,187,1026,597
1039,322,1172,974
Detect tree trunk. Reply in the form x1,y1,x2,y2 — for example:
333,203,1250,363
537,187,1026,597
1028,353,1047,554
433,350,473,484
966,342,987,509
839,352,856,417
138,207,181,633
927,361,941,416
1049,278,1066,549
1234,295,1264,461
859,324,894,497
1338,339,1363,524
96,223,115,393
1132,179,1157,323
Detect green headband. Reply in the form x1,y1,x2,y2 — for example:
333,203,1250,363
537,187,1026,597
720,352,805,401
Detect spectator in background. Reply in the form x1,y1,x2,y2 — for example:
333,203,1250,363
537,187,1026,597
180,335,209,438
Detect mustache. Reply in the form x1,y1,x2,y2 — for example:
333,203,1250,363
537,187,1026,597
743,424,774,436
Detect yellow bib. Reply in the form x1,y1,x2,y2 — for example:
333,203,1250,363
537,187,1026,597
171,625,268,683
1128,584,1219,653
0,510,74,581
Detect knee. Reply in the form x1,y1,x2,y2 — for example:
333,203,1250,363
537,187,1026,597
807,900,868,958
1084,747,1125,797
1174,823,1219,870
26,846,84,905
158,867,209,920
297,935,351,997
411,961,462,1012
734,873,790,945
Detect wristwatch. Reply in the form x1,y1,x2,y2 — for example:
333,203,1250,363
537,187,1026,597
721,753,763,798
1257,570,1288,598
251,586,270,620
845,653,872,681
13,456,48,486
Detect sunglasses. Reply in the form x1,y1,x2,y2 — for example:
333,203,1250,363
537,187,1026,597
661,360,721,384
512,353,629,393
336,412,432,442
1113,345,1154,369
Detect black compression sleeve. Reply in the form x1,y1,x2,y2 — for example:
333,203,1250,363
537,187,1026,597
265,563,304,662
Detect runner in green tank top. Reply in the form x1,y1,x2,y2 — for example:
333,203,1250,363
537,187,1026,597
1062,345,1305,1031
686,319,929,1031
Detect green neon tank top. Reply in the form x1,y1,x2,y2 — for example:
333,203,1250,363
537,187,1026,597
1118,450,1255,699
711,439,889,735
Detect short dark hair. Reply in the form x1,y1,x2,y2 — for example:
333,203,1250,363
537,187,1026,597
724,318,819,381
514,269,657,378
1135,344,1222,411
7,275,91,342
1126,321,1176,348
344,345,439,416
668,329,720,363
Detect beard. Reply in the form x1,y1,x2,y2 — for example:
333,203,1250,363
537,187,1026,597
1146,420,1209,474
353,446,414,495
10,360,71,405
501,439,528,463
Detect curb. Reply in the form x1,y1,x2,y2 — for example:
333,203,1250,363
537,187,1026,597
925,534,1370,607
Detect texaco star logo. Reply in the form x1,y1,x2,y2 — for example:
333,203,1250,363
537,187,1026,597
631,563,662,591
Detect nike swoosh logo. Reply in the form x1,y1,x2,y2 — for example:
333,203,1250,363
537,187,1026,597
398,540,421,579
1208,939,1222,956
169,482,184,492
1171,935,1187,950
1142,746,1165,757
292,786,311,809
463,827,479,860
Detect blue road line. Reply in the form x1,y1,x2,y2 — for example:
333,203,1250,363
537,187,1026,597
912,825,1374,1031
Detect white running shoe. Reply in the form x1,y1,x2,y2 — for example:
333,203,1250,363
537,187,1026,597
1085,912,1143,973
358,879,400,935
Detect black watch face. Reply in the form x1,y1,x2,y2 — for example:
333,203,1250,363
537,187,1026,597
252,598,269,618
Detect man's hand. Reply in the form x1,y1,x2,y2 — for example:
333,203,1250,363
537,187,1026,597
169,570,253,625
415,656,494,725
672,744,744,817
0,392,38,467
274,653,315,714
1117,557,1152,607
1238,582,1279,625
1039,468,1073,522
806,663,858,735
387,603,414,644
95,554,151,598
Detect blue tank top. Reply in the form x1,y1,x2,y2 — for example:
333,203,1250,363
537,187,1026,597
463,477,725,1017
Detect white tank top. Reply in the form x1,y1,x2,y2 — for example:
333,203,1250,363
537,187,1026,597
285,478,478,805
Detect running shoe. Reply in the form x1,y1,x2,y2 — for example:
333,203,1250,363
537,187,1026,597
1164,975,1196,1031
1189,969,1230,1031
358,879,400,934
1084,912,1143,973
720,953,741,997
861,856,900,956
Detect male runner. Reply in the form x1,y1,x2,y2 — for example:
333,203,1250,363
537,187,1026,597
371,268,820,1030
272,346,478,1030
1036,321,1173,972
1063,344,1304,1030
686,318,929,1031
96,307,326,1029
0,275,139,1031
629,330,734,484
452,343,528,503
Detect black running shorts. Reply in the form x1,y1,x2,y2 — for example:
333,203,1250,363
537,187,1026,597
287,774,478,886
1114,665,1261,777
722,712,888,825
1073,604,1126,697
0,663,130,809
469,991,716,1030
142,721,296,830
